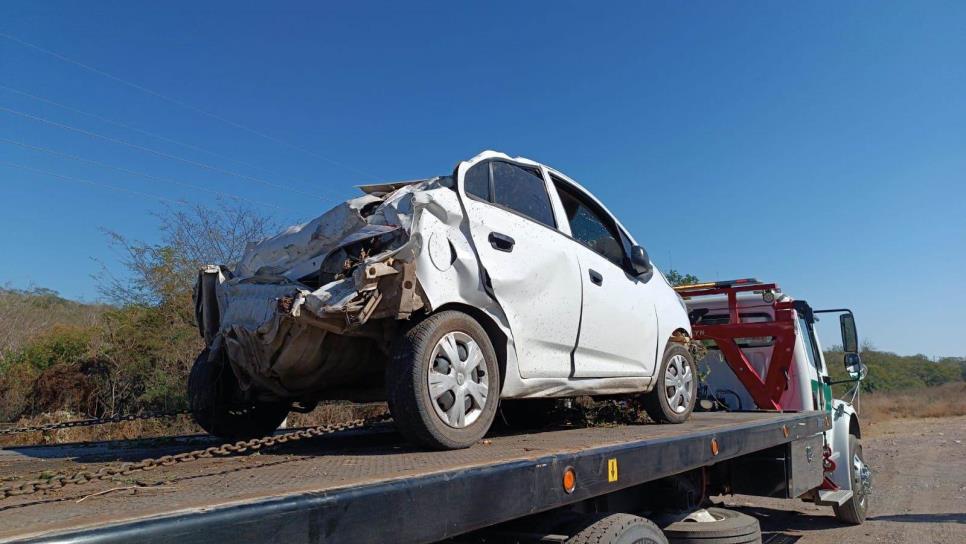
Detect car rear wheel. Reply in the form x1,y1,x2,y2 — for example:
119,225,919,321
642,343,697,424
386,310,500,450
188,348,289,441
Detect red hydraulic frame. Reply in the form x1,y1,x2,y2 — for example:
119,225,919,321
674,279,798,411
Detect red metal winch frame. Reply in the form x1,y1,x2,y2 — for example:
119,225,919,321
675,279,798,411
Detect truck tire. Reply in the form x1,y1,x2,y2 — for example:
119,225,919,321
386,310,500,450
643,344,697,424
663,508,761,544
833,434,870,525
566,513,667,544
188,348,289,441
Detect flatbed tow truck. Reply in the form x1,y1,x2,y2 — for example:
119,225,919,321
0,280,868,544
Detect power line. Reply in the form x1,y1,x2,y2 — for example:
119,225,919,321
0,160,189,205
0,137,281,210
0,82,310,187
0,105,323,199
0,32,380,181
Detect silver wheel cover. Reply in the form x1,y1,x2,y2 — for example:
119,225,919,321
664,354,694,414
427,331,488,428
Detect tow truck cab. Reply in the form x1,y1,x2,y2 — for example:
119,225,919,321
677,279,871,523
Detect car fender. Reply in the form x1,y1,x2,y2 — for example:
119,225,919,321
652,269,693,384
407,185,524,393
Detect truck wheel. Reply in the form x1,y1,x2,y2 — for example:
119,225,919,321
833,434,870,525
642,344,696,424
663,508,761,544
566,513,667,544
386,310,500,450
188,348,289,441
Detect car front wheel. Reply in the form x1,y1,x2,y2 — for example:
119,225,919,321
642,343,697,424
386,310,500,450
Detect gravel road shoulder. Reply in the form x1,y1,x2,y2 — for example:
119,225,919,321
717,415,966,543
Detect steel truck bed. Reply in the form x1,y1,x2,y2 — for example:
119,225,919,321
0,411,827,544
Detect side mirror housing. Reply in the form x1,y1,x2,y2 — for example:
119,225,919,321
844,352,867,381
629,245,652,277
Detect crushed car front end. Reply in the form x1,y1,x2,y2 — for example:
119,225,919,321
194,177,461,403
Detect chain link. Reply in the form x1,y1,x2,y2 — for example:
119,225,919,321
0,414,391,500
0,410,193,436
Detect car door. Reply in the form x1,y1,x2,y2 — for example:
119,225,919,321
458,158,583,379
549,175,659,378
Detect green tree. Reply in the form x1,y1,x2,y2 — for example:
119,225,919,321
665,269,700,287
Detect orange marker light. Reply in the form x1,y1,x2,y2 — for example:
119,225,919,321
710,438,720,456
782,425,790,438
562,467,577,494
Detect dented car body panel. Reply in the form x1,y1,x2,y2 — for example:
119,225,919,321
195,150,691,403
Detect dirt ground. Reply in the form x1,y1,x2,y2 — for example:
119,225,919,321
718,415,966,543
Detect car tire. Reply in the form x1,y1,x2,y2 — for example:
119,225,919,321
643,343,697,424
386,310,500,450
833,434,870,525
566,513,668,544
188,348,290,441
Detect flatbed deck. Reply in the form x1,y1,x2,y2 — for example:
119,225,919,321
0,411,827,544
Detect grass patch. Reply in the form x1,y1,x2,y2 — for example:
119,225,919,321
859,382,966,424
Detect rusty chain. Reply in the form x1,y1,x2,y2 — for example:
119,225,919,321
0,409,193,436
0,413,391,500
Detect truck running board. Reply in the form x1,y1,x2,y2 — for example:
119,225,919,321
815,489,853,506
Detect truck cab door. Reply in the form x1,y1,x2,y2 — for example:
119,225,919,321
457,158,583,379
549,176,659,378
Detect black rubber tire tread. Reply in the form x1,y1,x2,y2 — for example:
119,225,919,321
643,343,697,424
385,310,500,450
499,398,558,429
663,508,760,544
566,513,668,544
833,434,868,525
188,348,289,441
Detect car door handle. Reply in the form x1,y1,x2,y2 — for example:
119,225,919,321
589,269,603,286
488,232,515,252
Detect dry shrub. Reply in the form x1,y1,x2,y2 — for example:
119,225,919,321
0,410,198,447
860,382,966,424
285,402,389,427
0,403,388,447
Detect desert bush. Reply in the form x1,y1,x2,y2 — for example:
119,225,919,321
826,347,964,396
0,202,274,424
860,382,966,423
0,287,106,360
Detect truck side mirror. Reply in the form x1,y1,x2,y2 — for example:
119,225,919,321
629,245,652,277
839,312,858,354
844,352,867,381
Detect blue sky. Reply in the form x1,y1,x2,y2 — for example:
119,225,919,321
1,2,963,357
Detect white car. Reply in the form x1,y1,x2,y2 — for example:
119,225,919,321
191,150,694,449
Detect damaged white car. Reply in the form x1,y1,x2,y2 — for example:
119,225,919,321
191,150,694,449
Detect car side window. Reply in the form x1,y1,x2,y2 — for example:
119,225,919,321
552,176,625,268
488,162,557,227
464,162,490,201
